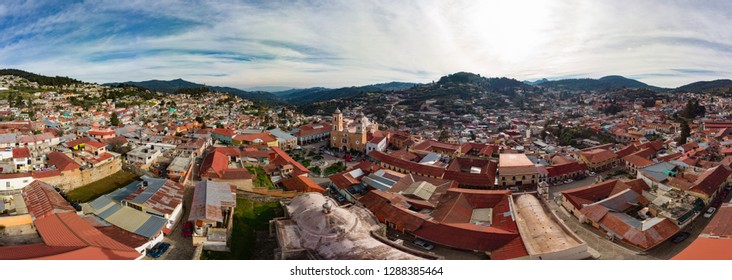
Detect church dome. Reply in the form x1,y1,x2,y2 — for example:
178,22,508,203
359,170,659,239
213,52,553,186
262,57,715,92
287,193,358,239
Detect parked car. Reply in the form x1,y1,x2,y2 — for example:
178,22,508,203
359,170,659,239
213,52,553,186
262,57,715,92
413,239,434,251
182,221,193,237
146,242,171,258
704,207,717,218
589,172,596,176
564,179,574,184
671,232,690,244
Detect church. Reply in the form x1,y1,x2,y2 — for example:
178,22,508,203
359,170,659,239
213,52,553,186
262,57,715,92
330,108,378,152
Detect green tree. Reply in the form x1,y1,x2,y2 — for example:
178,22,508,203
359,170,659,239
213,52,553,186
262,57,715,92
681,98,706,119
110,113,120,126
438,130,450,142
678,121,690,145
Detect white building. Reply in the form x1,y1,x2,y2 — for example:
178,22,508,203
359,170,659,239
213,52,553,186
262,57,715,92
0,173,34,195
127,144,168,166
366,136,387,154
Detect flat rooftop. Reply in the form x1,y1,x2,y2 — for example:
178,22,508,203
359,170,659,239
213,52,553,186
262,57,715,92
513,194,587,257
499,153,534,167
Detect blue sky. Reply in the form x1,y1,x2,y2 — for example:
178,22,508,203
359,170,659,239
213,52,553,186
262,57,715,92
1,0,732,89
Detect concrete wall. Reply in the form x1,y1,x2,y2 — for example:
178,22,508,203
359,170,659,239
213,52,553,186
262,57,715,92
36,157,122,191
205,178,254,192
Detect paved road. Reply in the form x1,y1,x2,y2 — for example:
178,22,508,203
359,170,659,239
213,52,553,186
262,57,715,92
386,228,488,260
549,175,601,199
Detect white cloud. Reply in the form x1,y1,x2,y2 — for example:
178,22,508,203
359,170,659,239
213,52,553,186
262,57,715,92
1,0,732,88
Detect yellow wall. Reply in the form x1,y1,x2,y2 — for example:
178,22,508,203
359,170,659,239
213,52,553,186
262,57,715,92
0,214,33,227
498,173,537,186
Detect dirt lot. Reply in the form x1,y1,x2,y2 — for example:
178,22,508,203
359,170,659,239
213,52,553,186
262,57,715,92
0,224,42,246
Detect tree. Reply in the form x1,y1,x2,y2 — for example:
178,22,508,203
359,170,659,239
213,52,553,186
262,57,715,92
681,98,705,119
438,130,450,142
110,113,120,126
678,121,690,145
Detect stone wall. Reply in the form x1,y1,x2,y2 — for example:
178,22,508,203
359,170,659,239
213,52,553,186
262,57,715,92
250,187,298,198
37,158,123,191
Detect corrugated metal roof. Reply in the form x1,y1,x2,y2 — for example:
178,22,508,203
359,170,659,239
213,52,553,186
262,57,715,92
103,206,149,233
84,195,165,239
126,177,167,204
98,203,122,219
190,180,235,222
107,182,139,202
89,195,114,211
134,215,167,238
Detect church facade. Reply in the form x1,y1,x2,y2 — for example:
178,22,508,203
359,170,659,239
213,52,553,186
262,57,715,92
330,108,378,152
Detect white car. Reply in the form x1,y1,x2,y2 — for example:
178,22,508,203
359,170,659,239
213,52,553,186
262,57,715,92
589,172,596,176
704,207,717,218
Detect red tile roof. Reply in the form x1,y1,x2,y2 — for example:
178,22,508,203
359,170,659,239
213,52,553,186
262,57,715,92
95,225,150,249
360,188,524,256
489,236,529,260
703,203,732,237
0,243,80,260
546,161,588,178
32,212,140,259
369,150,445,178
622,154,655,168
580,148,617,164
32,169,62,178
270,146,309,176
280,175,325,193
102,136,128,145
359,190,428,232
22,180,75,219
86,141,106,149
88,129,115,136
413,221,523,256
412,140,460,154
233,132,277,143
561,179,646,210
657,152,681,162
212,128,236,137
672,237,732,260
294,122,332,137
200,148,252,180
615,145,639,158
689,166,732,197
11,147,30,159
459,143,498,157
64,136,93,148
444,158,497,188
124,179,184,215
46,152,82,171
329,161,381,189
368,135,385,145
